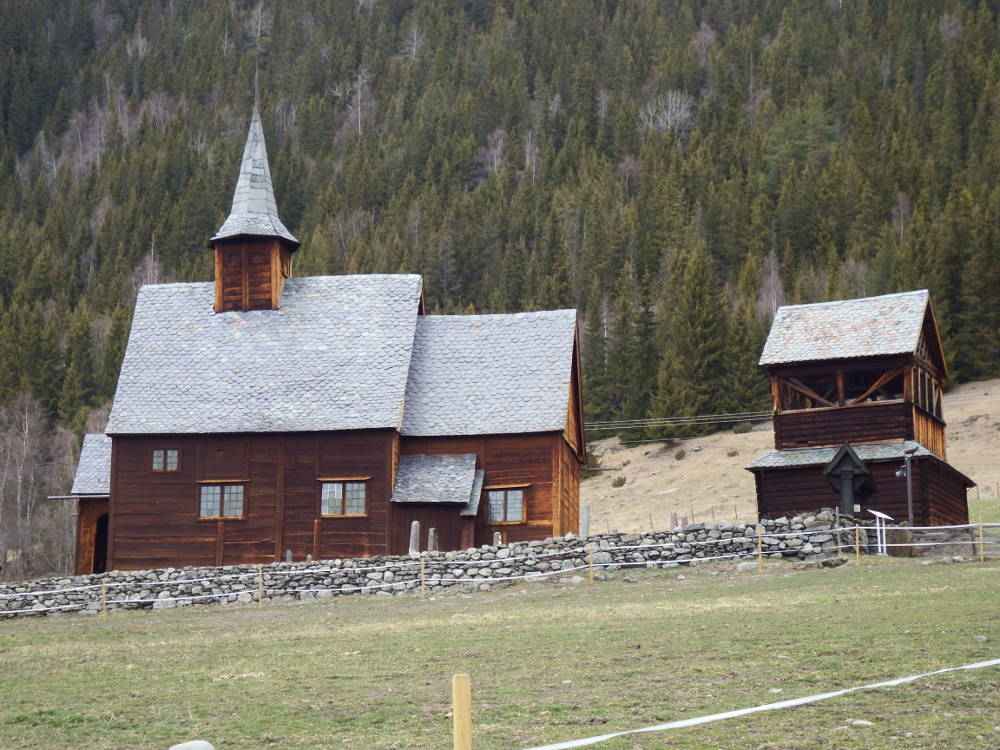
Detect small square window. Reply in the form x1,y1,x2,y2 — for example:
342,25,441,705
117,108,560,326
320,481,366,516
152,449,179,472
487,488,526,523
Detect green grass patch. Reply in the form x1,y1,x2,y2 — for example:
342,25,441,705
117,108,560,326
1,558,998,749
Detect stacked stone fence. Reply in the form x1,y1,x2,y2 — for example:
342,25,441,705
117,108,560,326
0,510,873,618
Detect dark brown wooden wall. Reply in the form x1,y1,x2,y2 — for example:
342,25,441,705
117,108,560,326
388,504,467,555
213,239,294,312
774,401,911,449
109,430,395,570
400,433,566,547
753,457,968,525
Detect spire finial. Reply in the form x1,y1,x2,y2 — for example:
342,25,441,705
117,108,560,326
253,9,262,111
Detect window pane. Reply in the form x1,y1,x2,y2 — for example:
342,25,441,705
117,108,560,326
345,482,366,514
152,450,164,471
506,489,523,522
200,486,220,517
488,491,505,522
166,450,178,471
223,485,244,516
321,483,343,515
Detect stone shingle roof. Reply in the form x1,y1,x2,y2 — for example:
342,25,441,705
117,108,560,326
759,290,929,366
401,310,577,437
71,434,112,496
391,453,478,506
106,275,423,434
211,109,298,247
463,469,485,517
746,440,931,470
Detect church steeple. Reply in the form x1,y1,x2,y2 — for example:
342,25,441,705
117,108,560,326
210,109,299,312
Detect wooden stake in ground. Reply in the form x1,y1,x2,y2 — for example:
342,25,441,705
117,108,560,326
756,527,763,573
854,525,861,565
100,582,109,619
980,519,985,563
257,565,264,606
452,673,472,750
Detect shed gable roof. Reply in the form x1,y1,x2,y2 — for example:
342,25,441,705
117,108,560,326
106,275,423,434
71,434,112,495
400,310,577,437
759,290,932,367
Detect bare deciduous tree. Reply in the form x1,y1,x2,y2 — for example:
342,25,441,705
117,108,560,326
638,91,695,140
0,394,75,581
756,248,785,319
401,24,425,60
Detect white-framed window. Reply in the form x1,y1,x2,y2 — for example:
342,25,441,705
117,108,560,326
320,481,367,516
152,449,179,472
199,483,244,518
487,488,525,523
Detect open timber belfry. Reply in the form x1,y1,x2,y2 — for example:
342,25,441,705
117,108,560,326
67,109,584,574
747,290,973,526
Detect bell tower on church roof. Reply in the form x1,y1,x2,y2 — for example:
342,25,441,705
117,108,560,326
210,108,300,312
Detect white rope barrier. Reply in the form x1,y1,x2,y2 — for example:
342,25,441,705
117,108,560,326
521,658,1000,750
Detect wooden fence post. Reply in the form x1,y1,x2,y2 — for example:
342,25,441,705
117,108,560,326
420,556,426,599
100,582,109,619
979,519,985,563
854,525,861,565
452,673,472,750
257,565,264,606
756,527,763,573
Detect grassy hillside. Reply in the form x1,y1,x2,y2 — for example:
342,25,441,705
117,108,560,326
2,558,997,749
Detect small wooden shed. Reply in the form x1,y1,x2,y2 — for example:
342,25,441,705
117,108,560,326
747,291,973,525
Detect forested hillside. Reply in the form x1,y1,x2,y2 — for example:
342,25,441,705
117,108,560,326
1,0,998,575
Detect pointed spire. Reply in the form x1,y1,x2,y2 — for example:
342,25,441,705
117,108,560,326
211,108,299,248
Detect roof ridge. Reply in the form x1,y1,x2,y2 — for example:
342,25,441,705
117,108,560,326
775,289,928,313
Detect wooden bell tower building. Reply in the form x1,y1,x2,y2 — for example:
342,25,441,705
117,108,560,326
747,290,973,526
209,108,300,312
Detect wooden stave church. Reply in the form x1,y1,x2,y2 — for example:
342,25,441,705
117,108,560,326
69,110,584,575
747,290,973,526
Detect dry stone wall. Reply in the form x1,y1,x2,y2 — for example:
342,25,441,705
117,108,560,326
0,511,860,617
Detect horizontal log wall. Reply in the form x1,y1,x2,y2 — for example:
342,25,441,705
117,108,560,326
110,430,395,570
754,457,969,526
774,401,911,449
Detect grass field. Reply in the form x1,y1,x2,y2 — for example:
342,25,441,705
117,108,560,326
2,556,998,750
969,495,1000,524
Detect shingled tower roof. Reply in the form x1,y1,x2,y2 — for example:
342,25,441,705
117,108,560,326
210,108,299,248
759,290,933,366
